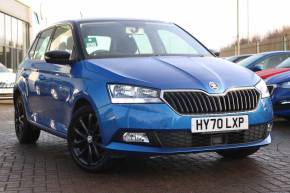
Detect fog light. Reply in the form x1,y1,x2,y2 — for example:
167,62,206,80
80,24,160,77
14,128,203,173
122,132,149,143
267,123,273,132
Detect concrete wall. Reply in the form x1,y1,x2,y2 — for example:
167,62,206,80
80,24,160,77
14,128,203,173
0,0,32,24
0,0,32,42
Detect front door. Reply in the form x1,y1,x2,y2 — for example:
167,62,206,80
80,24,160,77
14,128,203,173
38,25,76,134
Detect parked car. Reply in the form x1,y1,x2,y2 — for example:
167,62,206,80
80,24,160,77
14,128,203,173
225,54,252,63
14,19,273,172
0,63,16,100
257,57,290,79
266,71,290,120
237,51,290,71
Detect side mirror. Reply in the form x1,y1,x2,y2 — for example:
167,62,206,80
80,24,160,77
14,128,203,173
45,50,73,65
7,68,13,73
252,64,264,72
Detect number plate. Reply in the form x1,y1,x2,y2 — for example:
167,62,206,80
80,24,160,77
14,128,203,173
191,115,248,133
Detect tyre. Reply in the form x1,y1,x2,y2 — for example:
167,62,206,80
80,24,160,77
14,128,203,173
68,105,112,172
216,147,259,159
14,95,40,144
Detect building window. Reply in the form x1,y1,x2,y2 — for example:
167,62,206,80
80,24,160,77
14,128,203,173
0,13,4,45
0,11,29,70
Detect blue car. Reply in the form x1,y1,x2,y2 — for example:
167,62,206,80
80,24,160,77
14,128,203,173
14,19,273,172
266,71,290,119
237,51,290,71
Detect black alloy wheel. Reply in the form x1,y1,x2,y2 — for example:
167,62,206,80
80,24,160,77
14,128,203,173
68,105,112,172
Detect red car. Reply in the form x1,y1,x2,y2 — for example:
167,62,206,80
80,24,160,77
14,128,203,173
256,57,290,79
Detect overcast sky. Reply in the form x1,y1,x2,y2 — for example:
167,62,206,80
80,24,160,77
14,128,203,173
23,0,290,50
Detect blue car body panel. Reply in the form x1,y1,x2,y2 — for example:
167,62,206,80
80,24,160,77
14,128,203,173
15,19,273,155
16,55,273,154
266,71,290,117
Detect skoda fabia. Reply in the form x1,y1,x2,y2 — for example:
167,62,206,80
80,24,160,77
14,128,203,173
14,19,273,172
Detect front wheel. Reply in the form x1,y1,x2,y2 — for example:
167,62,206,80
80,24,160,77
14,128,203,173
216,147,260,159
68,106,112,172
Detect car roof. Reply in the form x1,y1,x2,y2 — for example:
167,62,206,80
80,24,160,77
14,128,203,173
54,18,172,26
259,50,290,55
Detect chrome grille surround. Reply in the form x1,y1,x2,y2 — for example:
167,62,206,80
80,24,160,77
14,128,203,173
161,87,261,115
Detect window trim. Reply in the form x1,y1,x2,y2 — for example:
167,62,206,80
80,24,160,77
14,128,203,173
28,26,56,61
28,33,40,59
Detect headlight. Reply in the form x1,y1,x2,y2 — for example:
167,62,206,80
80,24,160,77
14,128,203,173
280,82,290,88
255,79,270,98
108,84,162,103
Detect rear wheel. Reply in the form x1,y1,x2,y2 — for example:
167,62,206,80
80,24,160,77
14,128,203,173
68,105,112,172
14,95,40,144
216,147,259,159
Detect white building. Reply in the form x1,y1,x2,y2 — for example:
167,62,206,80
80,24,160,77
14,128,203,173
0,0,41,71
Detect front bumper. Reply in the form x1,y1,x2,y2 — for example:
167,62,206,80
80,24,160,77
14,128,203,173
97,97,273,155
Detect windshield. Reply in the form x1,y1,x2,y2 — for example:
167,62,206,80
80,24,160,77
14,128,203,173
80,21,213,58
276,58,290,68
237,54,263,67
0,63,8,72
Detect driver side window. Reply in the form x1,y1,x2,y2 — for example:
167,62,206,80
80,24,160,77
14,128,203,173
49,25,74,54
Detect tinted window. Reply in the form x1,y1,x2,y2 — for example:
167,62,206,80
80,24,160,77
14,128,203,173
33,28,54,60
276,57,290,68
80,21,212,58
237,54,263,67
258,54,290,69
49,25,74,54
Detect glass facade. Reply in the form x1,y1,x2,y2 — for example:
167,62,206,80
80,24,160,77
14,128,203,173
0,11,29,71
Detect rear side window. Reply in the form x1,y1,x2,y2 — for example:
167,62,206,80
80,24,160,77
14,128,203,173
49,25,74,54
33,28,54,60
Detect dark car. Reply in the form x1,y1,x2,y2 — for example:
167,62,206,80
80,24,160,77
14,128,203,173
238,51,290,71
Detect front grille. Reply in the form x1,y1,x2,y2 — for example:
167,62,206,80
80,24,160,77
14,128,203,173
162,88,260,114
155,124,269,148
